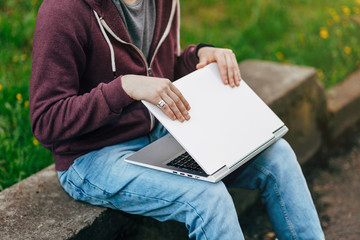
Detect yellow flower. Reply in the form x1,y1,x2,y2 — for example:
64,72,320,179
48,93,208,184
328,8,336,15
333,14,340,22
354,7,360,14
0,84,2,91
317,70,325,80
344,46,351,54
21,54,27,61
342,6,351,16
356,0,360,5
13,55,19,63
328,8,341,22
16,93,22,101
32,138,39,146
275,52,284,61
24,100,30,108
320,27,329,39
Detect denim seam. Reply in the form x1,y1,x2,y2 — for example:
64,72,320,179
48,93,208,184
118,190,209,240
70,163,116,195
67,165,118,208
66,179,117,209
252,163,298,240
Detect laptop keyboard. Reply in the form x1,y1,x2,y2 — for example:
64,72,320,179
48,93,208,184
167,152,205,174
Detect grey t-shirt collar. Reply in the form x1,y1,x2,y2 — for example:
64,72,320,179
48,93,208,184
112,0,156,62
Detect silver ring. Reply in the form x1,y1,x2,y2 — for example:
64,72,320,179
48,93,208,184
156,99,166,109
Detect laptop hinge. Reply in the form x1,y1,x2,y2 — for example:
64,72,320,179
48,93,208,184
228,136,275,170
210,165,229,176
273,125,289,139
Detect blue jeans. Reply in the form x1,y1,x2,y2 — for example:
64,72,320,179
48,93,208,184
58,124,324,240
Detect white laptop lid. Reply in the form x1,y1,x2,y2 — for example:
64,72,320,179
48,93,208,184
142,63,284,175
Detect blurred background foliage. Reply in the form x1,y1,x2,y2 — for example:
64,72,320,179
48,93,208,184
0,0,359,190
180,0,360,87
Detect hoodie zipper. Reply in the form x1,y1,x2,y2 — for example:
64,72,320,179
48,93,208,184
94,0,177,131
99,18,150,75
98,18,156,130
98,0,177,77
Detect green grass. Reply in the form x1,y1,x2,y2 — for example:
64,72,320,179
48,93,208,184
180,0,360,87
0,0,53,190
0,0,359,190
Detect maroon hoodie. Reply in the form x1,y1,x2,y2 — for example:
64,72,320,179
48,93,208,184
30,0,200,171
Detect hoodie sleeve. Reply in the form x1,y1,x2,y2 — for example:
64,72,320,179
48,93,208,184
174,44,199,79
30,1,134,145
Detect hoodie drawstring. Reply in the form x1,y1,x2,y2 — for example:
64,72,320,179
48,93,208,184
92,0,178,79
93,10,117,79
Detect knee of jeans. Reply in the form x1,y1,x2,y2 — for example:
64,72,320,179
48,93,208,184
257,138,302,180
184,182,239,239
195,182,235,210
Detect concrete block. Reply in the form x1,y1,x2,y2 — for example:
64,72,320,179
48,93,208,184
239,60,328,164
0,165,137,240
0,164,255,240
327,70,360,141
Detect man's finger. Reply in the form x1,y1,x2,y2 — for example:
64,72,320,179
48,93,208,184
215,54,229,85
225,53,236,87
167,90,190,121
231,53,241,86
169,84,191,111
161,93,186,122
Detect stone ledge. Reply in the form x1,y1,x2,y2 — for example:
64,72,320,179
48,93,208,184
0,165,126,240
239,60,328,164
0,60,334,239
0,164,258,240
327,70,360,141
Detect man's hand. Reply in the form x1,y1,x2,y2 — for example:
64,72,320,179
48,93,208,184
122,75,191,122
196,47,242,88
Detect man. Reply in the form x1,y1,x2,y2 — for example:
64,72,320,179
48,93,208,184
30,0,325,239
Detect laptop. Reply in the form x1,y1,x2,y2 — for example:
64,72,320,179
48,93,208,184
125,63,288,182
